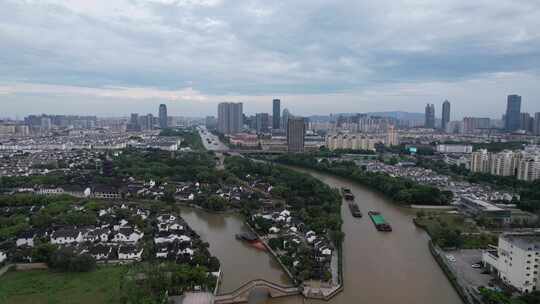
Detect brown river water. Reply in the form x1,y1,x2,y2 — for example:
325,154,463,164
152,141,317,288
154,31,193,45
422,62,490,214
180,167,462,304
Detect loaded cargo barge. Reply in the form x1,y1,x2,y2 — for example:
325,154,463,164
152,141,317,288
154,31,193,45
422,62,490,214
348,203,363,218
368,211,392,232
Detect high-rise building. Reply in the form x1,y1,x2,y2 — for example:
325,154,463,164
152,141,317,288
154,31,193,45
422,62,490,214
534,113,540,136
128,113,141,131
505,95,522,132
273,99,281,130
282,108,291,133
424,104,435,129
287,117,305,153
326,133,377,151
139,114,154,131
489,150,520,177
159,104,168,129
255,113,270,133
470,149,490,173
386,125,399,146
463,117,491,134
217,102,243,135
441,100,451,132
520,113,533,133
517,156,540,182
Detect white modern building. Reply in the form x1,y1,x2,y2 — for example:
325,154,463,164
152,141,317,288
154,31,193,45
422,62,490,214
436,144,473,154
483,233,540,293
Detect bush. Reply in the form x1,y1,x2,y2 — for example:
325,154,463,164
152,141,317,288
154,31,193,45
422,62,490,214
49,248,96,272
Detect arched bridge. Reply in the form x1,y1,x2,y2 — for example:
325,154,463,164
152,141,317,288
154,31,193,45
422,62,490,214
214,279,300,304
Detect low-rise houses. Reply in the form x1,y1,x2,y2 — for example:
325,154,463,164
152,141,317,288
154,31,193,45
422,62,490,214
16,231,36,247
51,229,84,245
483,233,540,293
111,227,144,243
251,208,335,283
118,245,143,261
86,244,114,261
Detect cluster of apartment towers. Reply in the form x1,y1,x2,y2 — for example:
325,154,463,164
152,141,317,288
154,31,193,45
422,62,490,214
215,100,306,152
425,95,540,135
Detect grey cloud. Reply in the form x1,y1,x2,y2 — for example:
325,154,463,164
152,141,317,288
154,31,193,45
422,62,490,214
0,0,540,115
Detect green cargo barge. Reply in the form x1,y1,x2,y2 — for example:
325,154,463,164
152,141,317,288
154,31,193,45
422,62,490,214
368,211,392,232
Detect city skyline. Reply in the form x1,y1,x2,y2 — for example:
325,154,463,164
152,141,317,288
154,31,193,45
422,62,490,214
1,1,540,118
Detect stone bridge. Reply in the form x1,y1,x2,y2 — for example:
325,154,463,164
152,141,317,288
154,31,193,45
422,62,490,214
214,279,300,304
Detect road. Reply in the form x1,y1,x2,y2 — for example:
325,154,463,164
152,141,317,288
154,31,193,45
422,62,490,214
197,126,229,151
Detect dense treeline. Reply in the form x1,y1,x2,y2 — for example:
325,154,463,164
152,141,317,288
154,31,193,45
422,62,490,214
159,128,205,150
114,149,218,183
276,154,453,205
225,156,342,235
0,174,68,190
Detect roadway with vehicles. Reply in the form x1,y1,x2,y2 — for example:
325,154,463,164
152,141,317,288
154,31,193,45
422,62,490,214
198,126,229,151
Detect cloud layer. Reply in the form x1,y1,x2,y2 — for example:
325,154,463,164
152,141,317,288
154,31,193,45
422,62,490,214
1,0,540,117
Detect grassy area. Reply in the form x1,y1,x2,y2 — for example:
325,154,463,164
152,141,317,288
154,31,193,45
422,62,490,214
0,266,126,304
415,212,498,249
415,212,479,234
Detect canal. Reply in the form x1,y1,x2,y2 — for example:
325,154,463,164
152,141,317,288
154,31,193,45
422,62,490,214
180,166,462,304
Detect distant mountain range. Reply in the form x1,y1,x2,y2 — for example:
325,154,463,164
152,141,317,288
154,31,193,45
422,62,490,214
308,111,424,122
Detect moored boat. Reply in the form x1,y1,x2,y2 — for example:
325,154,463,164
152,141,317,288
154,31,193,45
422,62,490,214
235,232,258,242
348,202,363,217
341,187,355,200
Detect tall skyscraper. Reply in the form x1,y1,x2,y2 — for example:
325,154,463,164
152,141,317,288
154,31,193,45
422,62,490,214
255,113,270,133
441,100,451,132
505,95,521,132
159,104,168,129
127,113,141,131
424,103,435,129
287,117,305,153
273,99,281,130
520,113,533,132
534,113,540,136
282,108,291,133
217,102,243,135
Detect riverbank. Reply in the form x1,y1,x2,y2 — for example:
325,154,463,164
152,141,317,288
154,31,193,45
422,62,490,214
272,155,452,207
287,165,463,304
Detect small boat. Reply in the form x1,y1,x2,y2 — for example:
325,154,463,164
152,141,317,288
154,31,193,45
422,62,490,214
348,203,363,218
368,211,392,232
235,232,258,242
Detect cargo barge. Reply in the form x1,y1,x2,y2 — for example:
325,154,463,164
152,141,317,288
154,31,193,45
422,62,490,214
348,203,363,218
341,187,355,200
368,211,392,232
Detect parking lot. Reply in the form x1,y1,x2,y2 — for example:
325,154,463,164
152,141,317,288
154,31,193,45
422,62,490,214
445,249,493,290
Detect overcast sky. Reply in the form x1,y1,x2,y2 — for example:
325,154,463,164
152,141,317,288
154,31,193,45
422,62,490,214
1,0,540,119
